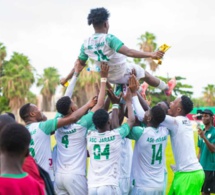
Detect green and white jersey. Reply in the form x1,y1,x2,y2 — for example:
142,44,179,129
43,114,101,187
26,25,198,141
119,138,133,179
128,126,169,188
79,33,127,83
198,126,215,170
87,123,130,188
161,115,203,172
55,112,93,175
26,119,57,181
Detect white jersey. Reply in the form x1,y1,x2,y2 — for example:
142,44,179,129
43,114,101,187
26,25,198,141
120,138,133,178
55,112,93,175
87,123,130,188
130,126,169,188
162,115,202,172
79,33,127,83
26,119,57,181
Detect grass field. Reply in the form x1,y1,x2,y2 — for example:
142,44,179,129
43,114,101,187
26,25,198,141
51,131,215,195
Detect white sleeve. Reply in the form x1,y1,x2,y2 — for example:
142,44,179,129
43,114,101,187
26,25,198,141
132,95,145,122
64,76,78,98
161,115,177,131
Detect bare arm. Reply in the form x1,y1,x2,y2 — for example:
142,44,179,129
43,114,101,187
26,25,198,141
57,97,96,128
118,45,164,59
60,59,86,86
137,91,150,111
91,62,109,112
123,88,135,129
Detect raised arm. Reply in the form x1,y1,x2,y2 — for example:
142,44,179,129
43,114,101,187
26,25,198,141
64,60,85,97
60,59,86,86
123,88,135,129
107,87,123,129
91,62,109,112
57,97,97,128
118,45,164,59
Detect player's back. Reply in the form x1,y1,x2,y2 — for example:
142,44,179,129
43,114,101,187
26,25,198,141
132,126,168,188
169,116,202,172
55,122,88,175
87,129,123,187
26,122,54,181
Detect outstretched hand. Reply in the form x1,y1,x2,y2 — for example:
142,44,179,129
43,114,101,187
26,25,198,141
87,96,98,108
122,88,132,103
151,51,165,59
128,74,139,94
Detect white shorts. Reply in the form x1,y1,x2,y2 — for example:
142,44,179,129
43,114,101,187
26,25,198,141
54,172,87,195
110,63,145,84
131,186,163,195
89,185,120,195
119,177,131,195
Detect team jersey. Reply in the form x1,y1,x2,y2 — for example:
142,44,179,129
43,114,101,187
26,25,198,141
198,126,215,170
79,33,127,82
161,115,202,172
0,173,44,195
26,119,57,181
55,112,93,175
119,138,133,179
128,126,169,188
87,123,130,188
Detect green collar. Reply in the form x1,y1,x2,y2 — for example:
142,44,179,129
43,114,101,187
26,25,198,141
0,172,28,178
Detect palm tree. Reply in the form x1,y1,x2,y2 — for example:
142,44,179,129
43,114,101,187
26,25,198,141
71,59,100,107
0,52,35,115
37,67,60,111
138,32,159,72
203,84,215,106
0,42,7,73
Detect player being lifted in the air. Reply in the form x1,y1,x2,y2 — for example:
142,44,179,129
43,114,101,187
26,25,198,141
61,7,175,96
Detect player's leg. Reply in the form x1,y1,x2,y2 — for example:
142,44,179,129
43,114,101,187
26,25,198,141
201,171,215,195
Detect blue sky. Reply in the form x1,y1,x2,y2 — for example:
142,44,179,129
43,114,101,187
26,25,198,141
0,0,215,97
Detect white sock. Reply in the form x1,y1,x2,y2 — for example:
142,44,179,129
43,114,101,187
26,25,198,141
157,80,168,90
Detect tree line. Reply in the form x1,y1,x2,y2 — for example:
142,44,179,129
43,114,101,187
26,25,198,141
0,32,214,116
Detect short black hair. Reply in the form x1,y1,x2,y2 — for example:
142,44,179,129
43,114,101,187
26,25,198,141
93,109,109,129
150,106,166,127
56,96,71,116
0,123,31,156
0,114,16,133
19,103,31,121
87,7,110,26
6,112,16,120
181,95,193,115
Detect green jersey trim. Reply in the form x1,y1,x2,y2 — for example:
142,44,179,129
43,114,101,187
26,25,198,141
77,111,94,129
0,172,28,178
78,44,88,61
39,118,58,135
127,126,144,141
116,123,130,138
106,34,124,52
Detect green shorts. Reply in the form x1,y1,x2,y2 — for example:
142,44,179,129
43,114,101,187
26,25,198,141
168,169,205,195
